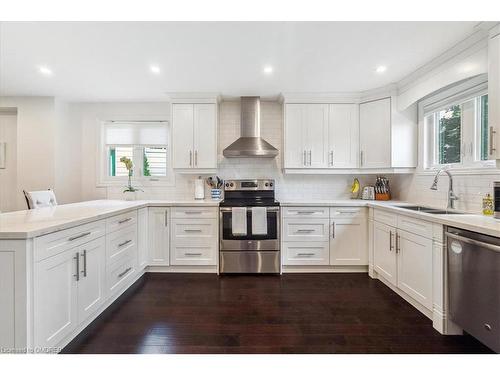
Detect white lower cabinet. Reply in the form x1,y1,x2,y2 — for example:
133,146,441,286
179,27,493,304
283,242,330,265
372,210,433,310
77,237,106,324
148,207,170,265
373,221,397,286
397,229,433,309
330,217,367,266
34,236,106,348
34,247,79,348
170,218,217,265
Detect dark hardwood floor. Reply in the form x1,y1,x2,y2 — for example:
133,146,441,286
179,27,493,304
62,273,493,354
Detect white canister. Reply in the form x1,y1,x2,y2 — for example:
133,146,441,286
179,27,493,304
194,177,205,200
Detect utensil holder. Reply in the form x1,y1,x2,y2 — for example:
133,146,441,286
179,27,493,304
211,189,222,200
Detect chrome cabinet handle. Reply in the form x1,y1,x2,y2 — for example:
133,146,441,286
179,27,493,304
189,150,193,166
490,127,496,156
360,150,364,167
184,229,202,232
331,222,335,238
74,252,80,281
296,229,314,233
185,211,203,214
303,150,307,166
81,250,87,277
308,150,312,166
118,217,132,224
297,253,315,256
389,230,393,251
68,232,91,242
296,211,317,214
194,150,198,166
185,252,202,256
396,233,400,253
118,239,132,248
118,267,132,278
329,150,334,166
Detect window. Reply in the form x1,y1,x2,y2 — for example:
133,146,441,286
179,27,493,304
423,88,491,170
100,121,171,185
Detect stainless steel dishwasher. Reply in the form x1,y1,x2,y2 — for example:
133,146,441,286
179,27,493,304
446,227,500,352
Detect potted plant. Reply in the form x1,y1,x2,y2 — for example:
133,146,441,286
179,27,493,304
120,156,142,200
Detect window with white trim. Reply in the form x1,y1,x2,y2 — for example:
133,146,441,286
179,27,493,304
99,121,171,185
423,83,491,170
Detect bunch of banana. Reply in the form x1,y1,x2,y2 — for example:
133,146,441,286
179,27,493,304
351,178,360,199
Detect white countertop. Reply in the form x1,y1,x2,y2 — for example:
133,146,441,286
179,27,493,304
2,198,500,240
0,199,219,239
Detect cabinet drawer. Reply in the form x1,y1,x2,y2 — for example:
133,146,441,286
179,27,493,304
106,255,136,296
282,218,330,242
330,207,366,218
172,219,217,242
34,220,106,262
283,242,330,265
171,244,217,265
282,207,329,218
106,210,138,234
171,207,217,219
373,209,397,227
106,225,137,267
397,215,433,239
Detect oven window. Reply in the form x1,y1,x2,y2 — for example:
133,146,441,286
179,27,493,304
222,211,278,240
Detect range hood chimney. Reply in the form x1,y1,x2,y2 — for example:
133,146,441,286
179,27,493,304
223,96,279,158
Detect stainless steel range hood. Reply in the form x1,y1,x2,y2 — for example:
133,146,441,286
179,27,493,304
223,96,279,158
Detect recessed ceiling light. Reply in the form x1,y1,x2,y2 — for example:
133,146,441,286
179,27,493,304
376,65,387,74
150,65,161,74
263,65,273,75
38,66,53,76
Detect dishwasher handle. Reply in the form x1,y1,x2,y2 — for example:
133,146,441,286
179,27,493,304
446,232,500,253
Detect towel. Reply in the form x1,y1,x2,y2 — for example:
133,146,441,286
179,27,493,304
231,207,247,236
251,207,268,235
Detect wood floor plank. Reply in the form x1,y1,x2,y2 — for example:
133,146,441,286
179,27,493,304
61,273,493,354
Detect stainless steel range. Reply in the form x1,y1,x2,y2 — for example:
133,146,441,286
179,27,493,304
219,179,280,274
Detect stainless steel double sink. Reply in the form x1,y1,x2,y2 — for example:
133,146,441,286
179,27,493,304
394,205,466,215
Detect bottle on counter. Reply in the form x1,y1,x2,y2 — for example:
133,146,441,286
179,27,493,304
482,193,494,216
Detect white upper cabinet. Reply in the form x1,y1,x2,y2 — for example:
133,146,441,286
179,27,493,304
172,102,217,170
359,98,392,168
284,104,328,168
489,30,500,159
328,104,359,168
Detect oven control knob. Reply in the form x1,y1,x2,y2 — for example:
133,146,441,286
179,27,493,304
269,182,273,187
230,182,234,187
265,183,269,187
225,183,229,187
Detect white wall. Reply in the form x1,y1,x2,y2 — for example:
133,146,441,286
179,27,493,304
0,110,17,212
0,97,56,210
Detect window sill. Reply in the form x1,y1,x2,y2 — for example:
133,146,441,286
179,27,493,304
417,164,500,176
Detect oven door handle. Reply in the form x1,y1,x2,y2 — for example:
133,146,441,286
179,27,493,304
220,207,280,212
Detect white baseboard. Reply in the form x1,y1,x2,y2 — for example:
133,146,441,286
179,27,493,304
282,265,368,273
147,265,218,273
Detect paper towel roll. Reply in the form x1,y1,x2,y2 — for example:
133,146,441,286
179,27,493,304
194,177,205,200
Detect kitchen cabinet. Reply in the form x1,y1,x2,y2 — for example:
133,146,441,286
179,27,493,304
330,217,367,266
397,229,433,309
284,104,329,168
489,30,500,159
359,98,392,168
148,207,170,266
172,103,217,170
373,220,397,286
328,104,359,168
372,209,433,310
137,208,148,271
34,247,79,348
77,237,106,324
170,207,218,266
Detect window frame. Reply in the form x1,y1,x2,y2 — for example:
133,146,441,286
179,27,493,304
418,76,499,174
97,118,174,187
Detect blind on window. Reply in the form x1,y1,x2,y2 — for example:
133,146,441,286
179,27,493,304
104,121,168,145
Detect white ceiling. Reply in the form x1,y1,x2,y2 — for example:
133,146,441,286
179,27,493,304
0,21,479,101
